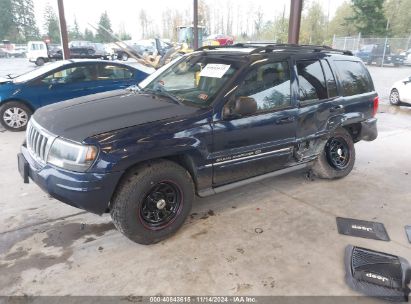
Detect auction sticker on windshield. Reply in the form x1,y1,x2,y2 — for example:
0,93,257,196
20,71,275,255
200,64,231,78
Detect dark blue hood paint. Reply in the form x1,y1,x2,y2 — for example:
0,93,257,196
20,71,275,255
33,90,200,142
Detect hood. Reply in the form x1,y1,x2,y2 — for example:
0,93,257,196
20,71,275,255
33,89,199,142
0,77,13,84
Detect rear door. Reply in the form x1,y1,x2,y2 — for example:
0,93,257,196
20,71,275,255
212,60,297,186
295,57,343,146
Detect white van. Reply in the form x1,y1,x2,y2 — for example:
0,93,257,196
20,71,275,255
27,41,49,66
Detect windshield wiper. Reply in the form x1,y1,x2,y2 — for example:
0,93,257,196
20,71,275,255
142,88,183,105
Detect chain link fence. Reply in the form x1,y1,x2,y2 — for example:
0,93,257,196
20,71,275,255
332,35,411,67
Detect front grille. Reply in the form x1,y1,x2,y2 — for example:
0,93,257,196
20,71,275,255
26,119,56,164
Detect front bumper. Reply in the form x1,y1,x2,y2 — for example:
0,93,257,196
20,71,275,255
18,145,123,215
359,118,378,141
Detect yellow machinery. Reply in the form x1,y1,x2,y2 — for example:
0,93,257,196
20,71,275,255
177,25,206,53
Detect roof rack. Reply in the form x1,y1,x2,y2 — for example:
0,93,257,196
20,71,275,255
197,43,353,56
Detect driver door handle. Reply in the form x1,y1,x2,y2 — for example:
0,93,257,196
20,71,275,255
330,105,345,113
276,116,295,124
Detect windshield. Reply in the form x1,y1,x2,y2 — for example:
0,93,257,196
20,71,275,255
13,61,67,83
140,53,239,107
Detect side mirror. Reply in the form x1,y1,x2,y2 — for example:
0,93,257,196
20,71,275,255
403,77,411,85
233,96,257,116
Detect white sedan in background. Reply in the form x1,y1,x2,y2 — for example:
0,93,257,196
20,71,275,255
390,76,411,105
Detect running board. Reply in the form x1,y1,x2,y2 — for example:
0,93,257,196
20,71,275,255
198,162,312,197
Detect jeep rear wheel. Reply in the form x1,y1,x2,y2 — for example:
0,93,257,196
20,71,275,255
110,160,194,245
312,128,355,179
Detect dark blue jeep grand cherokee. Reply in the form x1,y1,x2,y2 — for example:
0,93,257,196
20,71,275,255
18,44,378,244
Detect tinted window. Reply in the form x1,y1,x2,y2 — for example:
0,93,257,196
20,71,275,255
297,60,327,103
321,60,338,97
41,65,94,84
334,60,373,96
97,65,133,80
237,61,291,112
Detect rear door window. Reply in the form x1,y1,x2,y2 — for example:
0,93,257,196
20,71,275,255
97,64,133,80
296,60,328,104
334,60,373,96
321,60,338,98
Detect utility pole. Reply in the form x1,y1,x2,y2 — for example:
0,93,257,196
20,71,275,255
193,0,199,50
57,0,70,59
288,0,303,44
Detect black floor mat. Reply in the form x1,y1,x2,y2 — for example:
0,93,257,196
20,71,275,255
345,245,411,301
336,217,390,241
405,226,411,243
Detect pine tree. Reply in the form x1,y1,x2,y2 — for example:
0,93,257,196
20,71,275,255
348,0,387,36
0,0,14,40
69,18,83,40
96,11,113,42
84,28,95,42
11,0,40,42
43,4,61,44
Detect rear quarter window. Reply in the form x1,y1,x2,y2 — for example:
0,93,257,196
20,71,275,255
334,60,374,96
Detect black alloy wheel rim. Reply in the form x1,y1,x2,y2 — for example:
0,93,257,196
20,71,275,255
140,181,182,229
326,137,350,170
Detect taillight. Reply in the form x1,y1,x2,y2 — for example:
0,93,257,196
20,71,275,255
372,96,379,117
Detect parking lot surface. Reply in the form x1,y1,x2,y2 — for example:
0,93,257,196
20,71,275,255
0,58,411,296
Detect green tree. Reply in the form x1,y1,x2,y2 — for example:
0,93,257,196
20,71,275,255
116,31,131,40
253,7,264,38
43,4,60,44
0,0,14,40
11,0,40,42
384,0,411,37
259,15,289,43
348,0,387,36
84,28,95,42
69,18,83,40
300,1,327,44
96,11,113,42
328,1,357,36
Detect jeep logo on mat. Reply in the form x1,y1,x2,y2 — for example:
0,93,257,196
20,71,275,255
365,272,389,283
351,224,373,232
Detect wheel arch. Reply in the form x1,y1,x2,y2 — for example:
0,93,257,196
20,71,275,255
0,98,35,113
106,153,200,213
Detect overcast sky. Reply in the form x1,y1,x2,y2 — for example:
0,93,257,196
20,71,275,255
33,0,346,39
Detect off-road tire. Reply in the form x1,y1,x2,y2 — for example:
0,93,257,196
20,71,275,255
0,101,32,132
110,160,194,245
312,128,355,179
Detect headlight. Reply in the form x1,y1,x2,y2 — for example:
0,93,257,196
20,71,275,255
47,138,98,172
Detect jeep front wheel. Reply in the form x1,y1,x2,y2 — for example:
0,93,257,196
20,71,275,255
110,160,194,244
312,128,355,179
